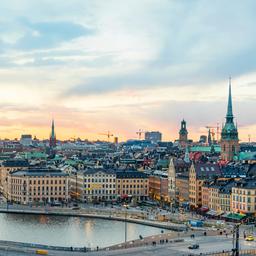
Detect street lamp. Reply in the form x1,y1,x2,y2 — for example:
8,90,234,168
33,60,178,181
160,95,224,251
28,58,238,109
123,204,128,246
232,223,240,256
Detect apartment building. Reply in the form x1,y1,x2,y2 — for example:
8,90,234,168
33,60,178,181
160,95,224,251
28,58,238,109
189,163,221,208
71,169,117,202
231,179,256,214
116,170,149,201
7,168,69,204
0,160,29,196
149,171,168,202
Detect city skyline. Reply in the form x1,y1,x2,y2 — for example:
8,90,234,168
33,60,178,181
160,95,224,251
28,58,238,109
0,1,255,142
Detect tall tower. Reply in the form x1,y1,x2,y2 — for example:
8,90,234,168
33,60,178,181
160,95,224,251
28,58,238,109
49,120,56,148
220,78,239,161
179,119,188,148
208,129,212,146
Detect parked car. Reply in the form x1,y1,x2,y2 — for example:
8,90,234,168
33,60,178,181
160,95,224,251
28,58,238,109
50,202,61,207
72,206,80,210
245,235,254,241
188,244,199,249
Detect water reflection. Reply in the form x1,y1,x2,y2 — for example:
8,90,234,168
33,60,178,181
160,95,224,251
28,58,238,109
0,213,166,247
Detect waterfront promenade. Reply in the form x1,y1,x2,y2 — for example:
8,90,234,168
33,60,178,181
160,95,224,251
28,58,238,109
0,202,187,231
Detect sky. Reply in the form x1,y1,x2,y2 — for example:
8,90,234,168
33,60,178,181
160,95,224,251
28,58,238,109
0,0,255,142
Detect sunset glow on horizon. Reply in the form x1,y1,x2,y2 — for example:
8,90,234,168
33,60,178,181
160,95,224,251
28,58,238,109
0,1,255,142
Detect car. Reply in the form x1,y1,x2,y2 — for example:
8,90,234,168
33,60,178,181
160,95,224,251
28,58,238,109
245,235,254,241
188,244,199,249
50,202,61,207
72,206,81,210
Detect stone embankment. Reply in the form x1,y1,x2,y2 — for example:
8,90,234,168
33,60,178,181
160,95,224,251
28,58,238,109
0,206,187,231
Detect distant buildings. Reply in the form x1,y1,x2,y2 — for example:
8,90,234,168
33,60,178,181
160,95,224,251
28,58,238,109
144,131,162,143
220,79,240,161
20,134,32,147
199,135,207,144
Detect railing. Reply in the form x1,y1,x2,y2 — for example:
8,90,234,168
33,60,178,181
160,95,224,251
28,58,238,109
199,249,256,256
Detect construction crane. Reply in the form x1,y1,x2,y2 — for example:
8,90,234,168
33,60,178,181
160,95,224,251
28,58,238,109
99,131,114,142
206,123,220,142
136,129,145,140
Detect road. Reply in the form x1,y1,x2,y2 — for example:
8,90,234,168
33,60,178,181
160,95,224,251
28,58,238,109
0,235,256,256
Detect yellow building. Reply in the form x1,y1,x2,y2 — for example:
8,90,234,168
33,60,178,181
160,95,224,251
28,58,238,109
7,168,69,204
116,170,149,201
73,169,117,202
231,180,256,214
0,160,29,196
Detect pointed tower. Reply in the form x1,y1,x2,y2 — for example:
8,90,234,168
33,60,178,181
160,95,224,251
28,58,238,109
208,129,212,146
220,78,239,161
49,120,56,148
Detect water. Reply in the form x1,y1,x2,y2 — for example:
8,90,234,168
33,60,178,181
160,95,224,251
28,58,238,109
0,213,167,247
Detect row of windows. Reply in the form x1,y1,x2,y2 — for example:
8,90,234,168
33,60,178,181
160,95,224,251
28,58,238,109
233,190,254,195
85,190,115,195
232,203,253,212
232,195,255,203
117,190,148,195
84,184,115,188
84,178,115,183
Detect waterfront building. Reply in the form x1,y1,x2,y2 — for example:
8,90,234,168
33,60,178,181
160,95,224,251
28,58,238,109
71,168,117,202
116,170,149,201
189,163,221,208
144,131,162,143
168,158,190,203
231,179,256,214
0,160,29,197
220,79,239,161
7,168,69,204
179,119,188,148
202,178,237,213
149,171,168,202
176,172,189,204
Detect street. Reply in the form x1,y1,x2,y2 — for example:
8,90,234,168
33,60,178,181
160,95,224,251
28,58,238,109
0,235,256,256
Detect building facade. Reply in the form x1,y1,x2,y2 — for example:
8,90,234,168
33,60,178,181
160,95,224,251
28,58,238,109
0,160,29,196
7,168,69,204
116,170,149,201
144,131,162,143
231,180,256,214
189,163,221,208
71,169,117,202
149,171,168,202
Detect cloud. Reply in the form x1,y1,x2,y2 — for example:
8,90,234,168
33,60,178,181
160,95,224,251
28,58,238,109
14,20,93,50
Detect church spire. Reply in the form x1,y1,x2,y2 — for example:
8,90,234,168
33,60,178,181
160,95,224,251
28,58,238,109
49,119,56,148
51,119,55,138
226,77,234,123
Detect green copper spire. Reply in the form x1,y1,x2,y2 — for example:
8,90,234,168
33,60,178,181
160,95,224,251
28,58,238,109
226,77,233,123
51,119,55,138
